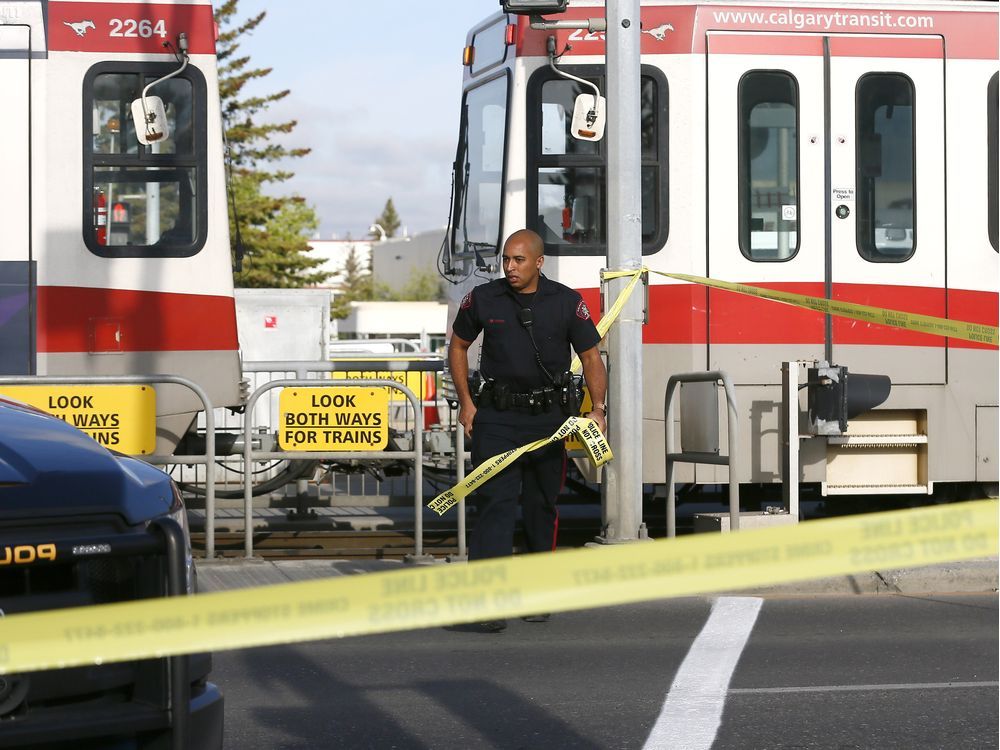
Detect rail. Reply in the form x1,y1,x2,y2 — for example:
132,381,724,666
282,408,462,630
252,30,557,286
242,378,429,560
663,371,739,535
0,374,218,558
244,354,443,379
328,337,425,354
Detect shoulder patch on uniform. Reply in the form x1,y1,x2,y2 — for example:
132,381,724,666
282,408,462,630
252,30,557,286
460,292,473,310
576,299,591,320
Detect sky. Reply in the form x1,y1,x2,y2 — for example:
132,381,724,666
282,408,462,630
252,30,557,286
233,0,500,240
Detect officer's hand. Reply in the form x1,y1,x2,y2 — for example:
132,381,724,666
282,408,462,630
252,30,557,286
459,403,476,439
586,410,607,436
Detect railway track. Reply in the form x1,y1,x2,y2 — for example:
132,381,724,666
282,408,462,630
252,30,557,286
190,520,611,560
191,530,462,560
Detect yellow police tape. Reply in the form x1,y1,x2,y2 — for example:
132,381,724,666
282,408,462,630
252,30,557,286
568,267,645,372
428,416,613,516
601,269,999,347
0,500,994,675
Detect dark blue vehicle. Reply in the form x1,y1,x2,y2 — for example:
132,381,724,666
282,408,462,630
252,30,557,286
0,398,223,749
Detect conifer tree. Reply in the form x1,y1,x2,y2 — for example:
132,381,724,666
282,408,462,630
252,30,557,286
216,0,328,287
371,198,402,239
330,244,374,319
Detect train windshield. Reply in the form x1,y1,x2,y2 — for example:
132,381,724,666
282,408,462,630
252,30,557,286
450,73,508,261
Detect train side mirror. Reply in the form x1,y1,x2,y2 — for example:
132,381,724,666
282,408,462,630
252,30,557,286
571,93,606,141
130,96,170,145
807,363,891,435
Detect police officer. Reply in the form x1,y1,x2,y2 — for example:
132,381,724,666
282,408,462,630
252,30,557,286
449,229,608,630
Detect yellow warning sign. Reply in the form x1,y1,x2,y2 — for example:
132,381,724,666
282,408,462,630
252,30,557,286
0,385,156,454
278,387,388,451
332,369,428,401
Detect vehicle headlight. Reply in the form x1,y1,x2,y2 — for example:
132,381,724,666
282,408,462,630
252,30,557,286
167,482,196,594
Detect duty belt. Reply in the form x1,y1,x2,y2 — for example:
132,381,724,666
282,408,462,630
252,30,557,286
509,390,554,408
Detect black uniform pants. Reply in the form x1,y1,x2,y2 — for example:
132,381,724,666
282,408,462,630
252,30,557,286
469,417,566,561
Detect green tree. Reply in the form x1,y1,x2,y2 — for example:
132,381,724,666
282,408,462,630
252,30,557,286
216,0,328,287
374,269,444,302
371,198,401,239
331,244,374,319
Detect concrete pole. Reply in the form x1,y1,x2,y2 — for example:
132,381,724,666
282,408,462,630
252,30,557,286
600,0,645,543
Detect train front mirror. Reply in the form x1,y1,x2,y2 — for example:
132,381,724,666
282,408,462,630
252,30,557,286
130,96,170,146
571,93,606,142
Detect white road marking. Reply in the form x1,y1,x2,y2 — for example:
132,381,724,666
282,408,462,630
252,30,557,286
730,680,999,694
643,596,763,750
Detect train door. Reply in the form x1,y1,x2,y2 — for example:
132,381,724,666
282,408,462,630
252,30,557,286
828,36,945,385
0,25,32,375
706,33,826,384
708,33,946,386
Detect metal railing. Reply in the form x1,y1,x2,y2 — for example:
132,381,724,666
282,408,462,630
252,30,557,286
664,371,739,536
0,375,218,557
241,378,430,559
2,364,468,562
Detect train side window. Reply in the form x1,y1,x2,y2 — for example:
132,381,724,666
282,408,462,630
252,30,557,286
527,65,668,256
83,63,207,258
738,71,799,262
988,73,998,252
856,73,915,263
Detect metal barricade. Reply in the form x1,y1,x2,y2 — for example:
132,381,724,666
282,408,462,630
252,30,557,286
664,371,739,536
454,427,468,560
241,378,431,560
0,374,218,557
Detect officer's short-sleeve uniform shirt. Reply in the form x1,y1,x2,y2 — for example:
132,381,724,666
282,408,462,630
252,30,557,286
453,275,600,426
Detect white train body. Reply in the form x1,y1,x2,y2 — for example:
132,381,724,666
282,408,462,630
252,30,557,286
0,1,240,450
446,1,998,494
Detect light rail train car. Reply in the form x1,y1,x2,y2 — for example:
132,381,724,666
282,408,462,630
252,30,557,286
442,1,999,500
0,0,241,452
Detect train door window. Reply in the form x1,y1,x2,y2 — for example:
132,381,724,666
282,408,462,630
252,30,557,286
527,65,667,255
738,71,799,261
855,73,915,262
83,62,207,258
988,72,998,252
451,72,509,259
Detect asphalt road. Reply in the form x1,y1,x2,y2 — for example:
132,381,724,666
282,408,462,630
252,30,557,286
211,593,998,750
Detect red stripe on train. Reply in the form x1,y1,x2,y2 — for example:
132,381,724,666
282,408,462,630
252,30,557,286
516,6,997,61
828,36,942,59
708,34,824,56
580,283,997,349
48,2,216,55
37,286,238,353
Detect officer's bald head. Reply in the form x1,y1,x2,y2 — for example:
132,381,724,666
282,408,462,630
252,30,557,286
502,229,545,293
504,229,544,260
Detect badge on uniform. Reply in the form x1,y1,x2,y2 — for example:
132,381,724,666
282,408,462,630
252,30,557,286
576,299,591,320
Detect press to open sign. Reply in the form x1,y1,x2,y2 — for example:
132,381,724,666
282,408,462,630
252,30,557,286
278,387,389,451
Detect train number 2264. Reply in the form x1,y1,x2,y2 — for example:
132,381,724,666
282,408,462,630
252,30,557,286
109,18,168,39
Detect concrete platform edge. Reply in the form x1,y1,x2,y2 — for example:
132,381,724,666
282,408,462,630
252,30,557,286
727,557,999,596
196,557,999,596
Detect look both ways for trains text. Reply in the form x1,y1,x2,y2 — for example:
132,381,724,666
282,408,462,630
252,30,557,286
278,387,389,451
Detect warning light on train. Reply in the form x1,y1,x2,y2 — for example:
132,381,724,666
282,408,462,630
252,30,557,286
807,363,891,436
